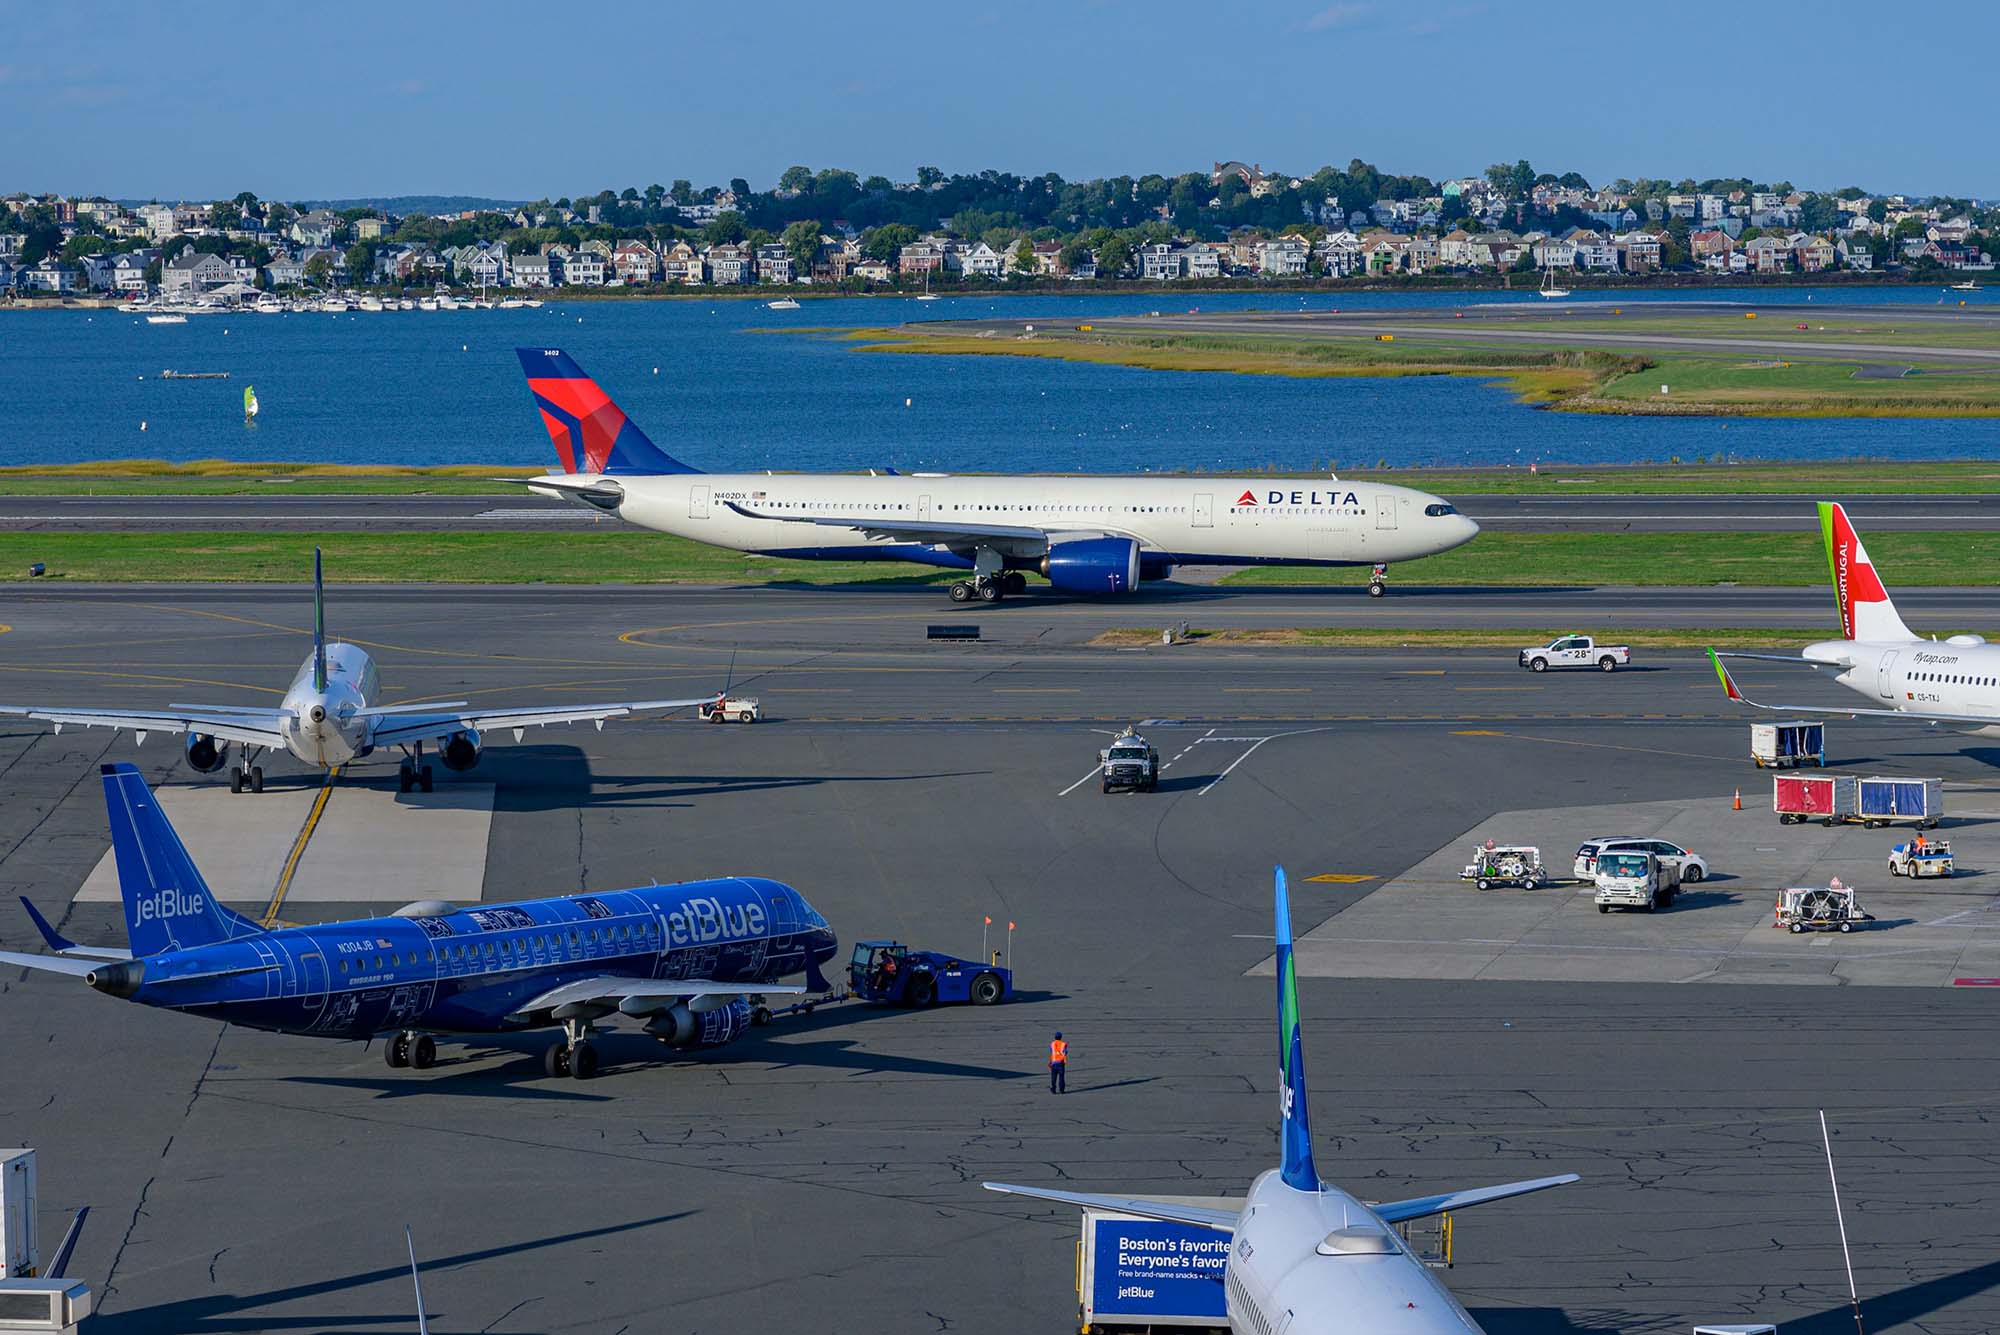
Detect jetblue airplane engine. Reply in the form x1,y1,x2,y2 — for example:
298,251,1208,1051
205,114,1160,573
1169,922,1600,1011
437,729,482,771
183,733,229,773
1042,537,1142,594
646,997,752,1049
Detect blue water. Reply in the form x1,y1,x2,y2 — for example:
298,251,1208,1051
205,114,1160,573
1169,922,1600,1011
7,285,1996,472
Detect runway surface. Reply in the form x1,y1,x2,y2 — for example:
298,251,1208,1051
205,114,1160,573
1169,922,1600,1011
2,583,1997,1333
4,490,1999,532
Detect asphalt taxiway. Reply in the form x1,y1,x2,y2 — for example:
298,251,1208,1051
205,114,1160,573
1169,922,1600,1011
5,490,1998,532
2,583,1998,1333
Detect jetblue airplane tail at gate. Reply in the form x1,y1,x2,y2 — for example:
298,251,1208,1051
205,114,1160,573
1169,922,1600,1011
515,348,700,477
1274,866,1322,1193
102,763,264,956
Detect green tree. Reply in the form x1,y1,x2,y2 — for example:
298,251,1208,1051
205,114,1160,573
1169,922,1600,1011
303,252,333,287
1096,235,1132,277
728,178,751,199
60,232,109,262
778,165,813,194
1867,199,1889,223
144,257,162,288
781,219,822,273
916,165,945,190
346,242,376,283
669,180,693,204
703,212,745,246
1012,236,1037,276
1057,236,1092,274
861,223,917,262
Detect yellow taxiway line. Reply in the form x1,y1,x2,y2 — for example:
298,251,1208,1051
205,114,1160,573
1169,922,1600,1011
263,767,339,927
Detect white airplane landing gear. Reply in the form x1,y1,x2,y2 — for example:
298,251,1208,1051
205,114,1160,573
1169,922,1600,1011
229,748,265,794
397,740,434,794
1368,562,1389,598
544,1016,599,1080
948,549,1023,603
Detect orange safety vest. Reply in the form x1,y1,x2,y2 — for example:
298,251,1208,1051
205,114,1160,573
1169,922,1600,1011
1050,1039,1068,1063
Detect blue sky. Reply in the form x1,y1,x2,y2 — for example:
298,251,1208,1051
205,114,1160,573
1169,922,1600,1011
7,0,1994,202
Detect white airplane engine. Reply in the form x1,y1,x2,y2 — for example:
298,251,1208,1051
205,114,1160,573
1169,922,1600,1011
646,997,752,1049
183,733,229,773
438,729,482,772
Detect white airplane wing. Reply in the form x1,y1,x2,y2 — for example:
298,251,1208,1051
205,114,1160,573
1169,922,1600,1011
981,1182,1241,1232
1370,1173,1580,1224
515,975,806,1014
1708,650,1998,725
365,696,717,748
0,950,99,978
0,705,290,749
723,501,1138,556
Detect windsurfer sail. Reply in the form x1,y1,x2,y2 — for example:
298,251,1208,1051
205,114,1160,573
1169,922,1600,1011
243,385,259,422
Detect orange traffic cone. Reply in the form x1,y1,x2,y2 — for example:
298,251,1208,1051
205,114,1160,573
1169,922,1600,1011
1733,788,1742,811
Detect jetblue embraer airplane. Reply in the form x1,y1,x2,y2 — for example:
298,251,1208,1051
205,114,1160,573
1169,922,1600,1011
0,764,838,1080
1712,501,2000,733
0,550,715,793
513,349,1479,601
985,868,1576,1334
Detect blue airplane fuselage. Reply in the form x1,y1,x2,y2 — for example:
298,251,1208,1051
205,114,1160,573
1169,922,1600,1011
98,877,835,1041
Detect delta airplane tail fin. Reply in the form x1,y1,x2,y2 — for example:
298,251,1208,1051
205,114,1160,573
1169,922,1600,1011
102,763,263,956
311,546,328,692
1821,502,1916,643
515,348,700,477
1274,865,1322,1192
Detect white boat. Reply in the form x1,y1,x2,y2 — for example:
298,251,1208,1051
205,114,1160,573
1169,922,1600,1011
522,298,543,308
417,297,439,311
1950,280,1979,292
1538,266,1571,299
145,313,187,325
358,295,384,312
253,296,285,314
398,297,415,310
915,271,940,301
766,297,801,310
499,297,527,310
435,293,459,311
320,298,349,313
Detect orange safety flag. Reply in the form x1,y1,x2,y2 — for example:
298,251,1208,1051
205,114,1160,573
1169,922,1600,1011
985,916,992,925
1008,921,1016,931
1050,1038,1067,1063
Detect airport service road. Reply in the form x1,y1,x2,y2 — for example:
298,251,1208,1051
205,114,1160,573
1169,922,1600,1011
2,584,1999,1334
7,490,2000,532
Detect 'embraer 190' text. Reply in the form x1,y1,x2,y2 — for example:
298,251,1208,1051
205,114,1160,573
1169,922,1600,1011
665,897,767,947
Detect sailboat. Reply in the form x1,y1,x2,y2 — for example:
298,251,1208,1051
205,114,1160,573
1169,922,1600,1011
915,270,940,301
243,385,260,423
1538,263,1571,299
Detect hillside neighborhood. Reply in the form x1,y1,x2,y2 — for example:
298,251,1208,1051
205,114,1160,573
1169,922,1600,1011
4,161,1994,303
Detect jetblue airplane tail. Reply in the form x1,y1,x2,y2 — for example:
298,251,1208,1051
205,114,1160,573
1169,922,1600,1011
515,348,701,477
1820,502,1916,643
1274,866,1322,1193
311,546,328,692
102,764,264,956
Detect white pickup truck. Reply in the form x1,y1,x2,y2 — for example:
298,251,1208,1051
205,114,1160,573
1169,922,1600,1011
1519,635,1631,673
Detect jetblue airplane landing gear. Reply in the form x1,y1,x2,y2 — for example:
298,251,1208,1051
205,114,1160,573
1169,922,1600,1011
544,1017,599,1080
397,741,434,794
1367,563,1389,598
229,748,265,794
385,1031,437,1070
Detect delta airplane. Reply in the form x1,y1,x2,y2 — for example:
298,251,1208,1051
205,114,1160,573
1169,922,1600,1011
984,868,1576,1334
512,349,1480,602
1711,502,2000,733
0,550,716,793
0,764,838,1079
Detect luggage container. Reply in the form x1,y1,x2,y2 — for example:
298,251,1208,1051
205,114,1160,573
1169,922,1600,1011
1750,721,1825,768
1773,773,1857,825
2,1149,34,1278
1856,776,1942,828
1076,1206,1231,1331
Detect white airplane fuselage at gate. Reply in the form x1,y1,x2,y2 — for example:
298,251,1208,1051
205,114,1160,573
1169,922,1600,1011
583,471,1479,569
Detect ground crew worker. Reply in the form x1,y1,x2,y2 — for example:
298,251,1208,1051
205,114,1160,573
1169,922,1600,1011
1049,1031,1067,1094
1914,831,1928,855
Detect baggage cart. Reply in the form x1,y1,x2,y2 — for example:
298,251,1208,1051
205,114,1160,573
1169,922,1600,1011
1773,884,1874,934
1856,776,1942,828
1887,839,1953,878
1773,773,1857,825
1460,843,1547,890
1750,721,1824,768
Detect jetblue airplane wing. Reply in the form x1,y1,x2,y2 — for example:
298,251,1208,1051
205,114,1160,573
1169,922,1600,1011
516,975,807,1015
1370,1173,1581,1225
0,949,99,978
365,696,718,747
0,704,291,748
982,1182,1241,1232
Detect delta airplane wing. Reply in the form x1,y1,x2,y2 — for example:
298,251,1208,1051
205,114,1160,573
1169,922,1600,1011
723,499,1139,556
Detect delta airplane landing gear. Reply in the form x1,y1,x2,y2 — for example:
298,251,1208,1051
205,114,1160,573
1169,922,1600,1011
544,1017,599,1080
384,1031,438,1070
947,547,1023,602
397,740,434,794
229,748,265,794
1368,562,1389,598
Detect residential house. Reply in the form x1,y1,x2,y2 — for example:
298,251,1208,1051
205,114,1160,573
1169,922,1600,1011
1613,231,1661,273
511,252,553,288
1438,229,1481,268
1315,232,1362,277
78,251,121,290
289,209,341,248
660,240,703,284
961,241,1004,279
1473,231,1529,268
1363,232,1409,275
136,203,178,242
1928,217,1973,244
1585,207,1639,231
611,241,658,283
755,243,794,284
706,244,753,284
1211,161,1276,197
109,249,156,293
159,250,246,296
1066,249,1098,280
22,257,80,293
1532,235,1578,269
557,249,605,285
1792,233,1836,273
1688,229,1734,271
1405,235,1440,274
1139,243,1186,280
851,256,894,283
1743,234,1792,273
264,253,308,287
1836,237,1874,271
1567,229,1619,271
353,216,389,240
1256,235,1309,277
1031,240,1066,276
897,240,947,277
1184,242,1223,279
458,244,510,287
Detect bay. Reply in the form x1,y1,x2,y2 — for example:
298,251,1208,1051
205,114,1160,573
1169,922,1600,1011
3,285,1994,473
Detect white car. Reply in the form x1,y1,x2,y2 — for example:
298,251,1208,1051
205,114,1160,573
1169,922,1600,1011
1573,837,1708,883
702,695,760,724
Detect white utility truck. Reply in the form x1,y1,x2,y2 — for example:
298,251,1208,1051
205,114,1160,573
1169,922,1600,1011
1592,849,1681,913
1519,635,1631,673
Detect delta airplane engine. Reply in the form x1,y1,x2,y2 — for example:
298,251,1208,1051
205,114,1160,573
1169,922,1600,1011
437,729,482,772
643,997,753,1049
183,733,229,773
1040,537,1147,594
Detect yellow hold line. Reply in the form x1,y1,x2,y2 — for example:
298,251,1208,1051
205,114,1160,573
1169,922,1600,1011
264,767,338,927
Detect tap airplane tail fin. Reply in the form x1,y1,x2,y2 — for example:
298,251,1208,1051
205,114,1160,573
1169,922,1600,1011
1821,502,1916,643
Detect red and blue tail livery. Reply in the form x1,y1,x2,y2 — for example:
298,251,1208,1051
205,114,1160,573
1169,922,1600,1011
516,348,699,476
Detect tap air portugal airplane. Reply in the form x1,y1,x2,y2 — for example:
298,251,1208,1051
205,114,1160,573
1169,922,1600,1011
0,550,716,793
513,349,1480,601
1711,501,2000,734
0,764,838,1080
984,868,1577,1334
